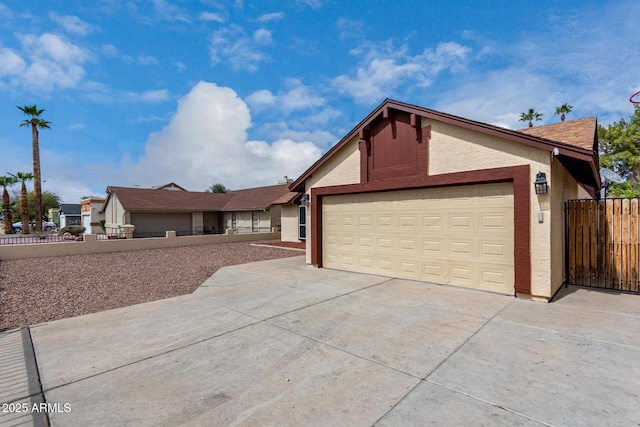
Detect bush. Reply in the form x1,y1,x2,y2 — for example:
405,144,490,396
58,225,86,236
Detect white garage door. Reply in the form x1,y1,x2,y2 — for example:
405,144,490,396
322,182,514,294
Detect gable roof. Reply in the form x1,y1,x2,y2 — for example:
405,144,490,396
151,182,188,191
271,191,302,206
101,184,292,213
518,117,597,151
290,99,600,192
59,203,81,215
222,185,297,211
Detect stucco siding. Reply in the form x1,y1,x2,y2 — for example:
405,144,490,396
305,136,361,262
104,195,126,233
281,205,301,242
306,136,361,190
425,120,557,299
426,120,548,175
223,210,273,233
549,160,582,297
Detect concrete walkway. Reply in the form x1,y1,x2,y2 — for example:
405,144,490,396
3,255,640,426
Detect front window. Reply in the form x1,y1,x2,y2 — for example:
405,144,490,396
298,205,306,240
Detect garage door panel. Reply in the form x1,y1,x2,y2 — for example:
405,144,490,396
322,182,514,294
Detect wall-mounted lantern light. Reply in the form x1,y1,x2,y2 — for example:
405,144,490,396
534,172,548,194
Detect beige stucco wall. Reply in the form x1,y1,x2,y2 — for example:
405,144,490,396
269,205,282,230
103,195,128,234
223,210,274,233
304,136,361,262
192,211,204,233
549,158,584,297
281,205,301,243
426,120,558,299
0,231,282,260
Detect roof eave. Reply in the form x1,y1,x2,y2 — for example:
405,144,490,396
289,99,601,191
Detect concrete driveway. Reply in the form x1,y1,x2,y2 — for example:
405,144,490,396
3,255,640,426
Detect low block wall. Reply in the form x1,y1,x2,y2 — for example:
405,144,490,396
0,231,281,260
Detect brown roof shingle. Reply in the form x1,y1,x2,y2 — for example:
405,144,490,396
518,117,597,151
105,184,292,212
223,185,293,211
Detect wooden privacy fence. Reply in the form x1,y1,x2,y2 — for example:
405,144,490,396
565,199,640,292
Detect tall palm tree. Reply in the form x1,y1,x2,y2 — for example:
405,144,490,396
554,103,573,122
519,108,544,127
0,176,18,234
9,172,34,234
18,104,51,232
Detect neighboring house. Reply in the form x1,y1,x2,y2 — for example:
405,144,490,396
284,99,600,302
80,198,106,234
101,181,292,236
48,208,60,227
59,204,82,227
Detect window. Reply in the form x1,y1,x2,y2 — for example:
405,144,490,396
298,205,306,240
231,212,237,231
252,211,259,232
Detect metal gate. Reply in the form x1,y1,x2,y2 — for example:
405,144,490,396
565,199,640,292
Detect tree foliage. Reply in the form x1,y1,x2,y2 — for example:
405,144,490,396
205,183,230,193
555,103,573,122
0,176,17,234
10,190,61,221
8,172,33,234
519,108,543,127
599,106,640,197
18,104,51,230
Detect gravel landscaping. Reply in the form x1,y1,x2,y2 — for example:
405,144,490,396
0,241,304,331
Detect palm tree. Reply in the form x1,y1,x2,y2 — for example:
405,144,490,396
519,108,544,127
555,103,573,122
18,105,51,232
9,172,34,234
0,176,18,234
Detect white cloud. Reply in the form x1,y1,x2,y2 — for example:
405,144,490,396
20,33,89,65
432,1,640,128
210,25,269,72
199,11,224,22
50,13,94,36
296,0,322,9
246,89,277,108
122,89,170,103
256,12,284,23
101,43,119,56
253,29,272,45
0,3,13,19
124,81,322,190
137,54,159,65
0,48,26,75
247,79,325,114
151,0,191,23
333,41,472,104
68,123,84,130
174,61,186,72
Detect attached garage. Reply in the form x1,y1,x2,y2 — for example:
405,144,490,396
130,212,192,233
322,183,514,294
287,99,601,301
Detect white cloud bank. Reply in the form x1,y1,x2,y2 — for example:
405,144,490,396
124,81,322,191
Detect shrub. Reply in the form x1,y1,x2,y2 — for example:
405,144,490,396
58,225,86,236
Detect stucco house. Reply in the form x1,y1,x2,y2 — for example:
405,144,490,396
80,198,106,234
284,99,600,302
101,182,292,236
59,204,82,227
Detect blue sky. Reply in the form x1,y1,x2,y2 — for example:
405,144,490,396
0,0,638,202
